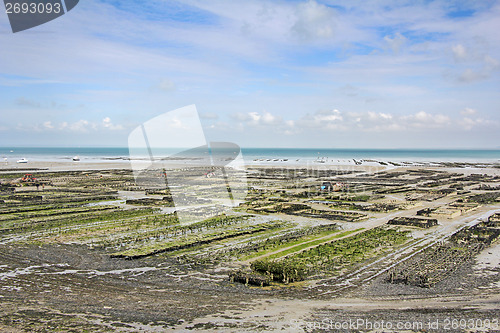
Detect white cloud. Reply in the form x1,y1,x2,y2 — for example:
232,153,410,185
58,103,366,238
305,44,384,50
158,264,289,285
234,110,282,126
458,117,492,131
281,109,459,134
0,1,499,148
456,55,499,82
460,107,477,116
457,68,489,83
402,111,450,128
19,118,126,133
367,111,393,121
102,117,111,126
291,0,337,41
384,32,406,54
452,44,467,61
248,112,261,124
314,109,343,122
102,117,124,130
261,110,277,124
265,109,464,134
216,104,498,147
484,55,500,71
448,42,500,83
294,109,346,131
157,79,176,92
59,120,92,132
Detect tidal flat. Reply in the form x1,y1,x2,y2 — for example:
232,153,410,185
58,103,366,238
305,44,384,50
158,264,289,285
0,162,499,332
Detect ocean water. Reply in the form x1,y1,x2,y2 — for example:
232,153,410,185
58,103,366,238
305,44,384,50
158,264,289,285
1,147,499,164
0,147,130,163
242,148,500,162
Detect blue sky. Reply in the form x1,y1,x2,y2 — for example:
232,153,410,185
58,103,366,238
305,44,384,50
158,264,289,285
0,0,499,148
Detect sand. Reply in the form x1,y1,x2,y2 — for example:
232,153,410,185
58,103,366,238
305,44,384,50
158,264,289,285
0,161,499,332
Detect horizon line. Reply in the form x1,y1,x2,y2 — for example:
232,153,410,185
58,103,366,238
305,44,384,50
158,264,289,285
1,146,500,150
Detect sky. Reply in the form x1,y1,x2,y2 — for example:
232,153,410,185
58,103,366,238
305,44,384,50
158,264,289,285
0,0,499,148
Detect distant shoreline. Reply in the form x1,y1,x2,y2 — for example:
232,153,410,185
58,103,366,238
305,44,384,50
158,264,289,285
0,160,499,176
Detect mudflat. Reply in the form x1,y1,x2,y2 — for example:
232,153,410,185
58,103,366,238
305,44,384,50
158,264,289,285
0,162,499,332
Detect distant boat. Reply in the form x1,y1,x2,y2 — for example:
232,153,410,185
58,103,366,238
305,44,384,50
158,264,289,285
72,156,80,161
17,158,28,163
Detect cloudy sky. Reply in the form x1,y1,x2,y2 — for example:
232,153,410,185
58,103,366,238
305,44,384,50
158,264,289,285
0,0,499,148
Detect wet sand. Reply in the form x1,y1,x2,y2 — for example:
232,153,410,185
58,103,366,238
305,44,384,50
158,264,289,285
0,162,498,332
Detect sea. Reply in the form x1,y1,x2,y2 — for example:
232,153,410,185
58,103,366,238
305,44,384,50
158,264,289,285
1,147,499,165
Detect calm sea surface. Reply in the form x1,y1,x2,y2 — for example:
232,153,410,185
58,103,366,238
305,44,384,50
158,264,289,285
1,147,499,163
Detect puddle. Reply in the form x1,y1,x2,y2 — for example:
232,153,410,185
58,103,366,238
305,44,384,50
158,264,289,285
0,263,63,280
85,200,124,207
474,242,500,276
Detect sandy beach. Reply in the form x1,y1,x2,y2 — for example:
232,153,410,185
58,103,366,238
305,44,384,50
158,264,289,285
2,157,499,173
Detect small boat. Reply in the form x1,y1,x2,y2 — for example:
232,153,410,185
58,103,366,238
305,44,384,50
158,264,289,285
72,156,80,161
17,158,28,163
